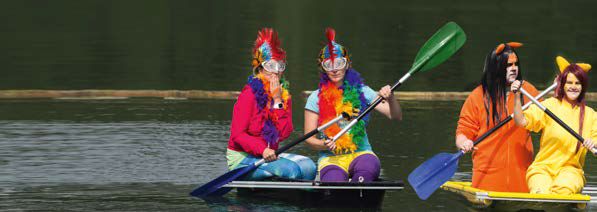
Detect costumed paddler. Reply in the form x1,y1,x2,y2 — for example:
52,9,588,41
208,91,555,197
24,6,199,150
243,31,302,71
227,28,316,181
455,42,540,192
512,56,596,195
304,28,402,182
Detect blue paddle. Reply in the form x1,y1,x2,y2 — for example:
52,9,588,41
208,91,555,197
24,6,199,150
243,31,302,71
408,82,557,200
190,113,349,198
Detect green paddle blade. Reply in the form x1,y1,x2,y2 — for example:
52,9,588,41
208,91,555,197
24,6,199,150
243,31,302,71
409,22,466,74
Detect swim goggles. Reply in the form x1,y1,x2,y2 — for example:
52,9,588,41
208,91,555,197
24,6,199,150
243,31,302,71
321,57,347,72
261,60,286,73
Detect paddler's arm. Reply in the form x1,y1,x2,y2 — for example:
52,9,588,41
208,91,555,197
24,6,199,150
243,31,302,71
455,89,480,153
374,85,402,120
304,109,332,151
230,88,269,157
584,109,597,151
511,80,528,127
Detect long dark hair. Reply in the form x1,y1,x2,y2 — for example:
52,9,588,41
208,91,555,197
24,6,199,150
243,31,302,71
480,45,523,126
555,64,588,152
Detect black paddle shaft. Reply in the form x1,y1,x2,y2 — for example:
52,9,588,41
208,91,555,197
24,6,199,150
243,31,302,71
330,78,406,143
275,112,349,155
353,79,406,122
470,82,558,147
520,87,597,154
331,72,415,142
472,116,513,146
520,87,584,141
544,109,584,142
275,130,319,155
529,98,597,154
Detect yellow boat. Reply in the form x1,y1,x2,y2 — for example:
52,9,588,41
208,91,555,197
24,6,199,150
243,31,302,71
441,181,595,211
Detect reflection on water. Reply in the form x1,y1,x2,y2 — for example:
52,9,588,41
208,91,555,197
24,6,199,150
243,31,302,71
2,99,597,211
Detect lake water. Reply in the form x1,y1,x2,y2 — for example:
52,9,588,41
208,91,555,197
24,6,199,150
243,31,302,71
2,98,597,211
3,0,597,211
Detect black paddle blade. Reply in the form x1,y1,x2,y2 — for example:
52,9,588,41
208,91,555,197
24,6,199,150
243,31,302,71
408,152,462,200
190,163,256,198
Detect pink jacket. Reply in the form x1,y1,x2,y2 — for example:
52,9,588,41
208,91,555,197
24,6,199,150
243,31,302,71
227,85,293,156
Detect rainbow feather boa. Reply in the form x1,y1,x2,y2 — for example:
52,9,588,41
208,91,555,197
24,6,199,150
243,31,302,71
248,74,290,147
318,68,369,154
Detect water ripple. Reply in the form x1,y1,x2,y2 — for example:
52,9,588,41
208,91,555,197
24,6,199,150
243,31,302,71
0,120,230,189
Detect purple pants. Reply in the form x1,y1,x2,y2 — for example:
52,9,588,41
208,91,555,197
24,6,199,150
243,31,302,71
319,153,381,182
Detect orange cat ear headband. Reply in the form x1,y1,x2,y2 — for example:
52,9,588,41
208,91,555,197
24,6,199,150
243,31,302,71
494,42,523,55
556,56,591,73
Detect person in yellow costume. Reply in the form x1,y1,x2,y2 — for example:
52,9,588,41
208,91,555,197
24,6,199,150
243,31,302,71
511,56,595,195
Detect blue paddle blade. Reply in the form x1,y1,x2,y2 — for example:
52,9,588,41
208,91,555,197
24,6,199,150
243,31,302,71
408,152,463,200
189,164,257,198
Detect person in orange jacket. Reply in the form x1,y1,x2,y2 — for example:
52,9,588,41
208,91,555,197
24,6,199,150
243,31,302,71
455,42,540,192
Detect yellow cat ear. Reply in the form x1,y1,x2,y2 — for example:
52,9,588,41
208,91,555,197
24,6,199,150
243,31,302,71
577,63,592,72
556,56,592,73
556,56,571,73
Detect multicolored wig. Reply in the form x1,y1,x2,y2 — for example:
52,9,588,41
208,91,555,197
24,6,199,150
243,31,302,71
247,28,290,147
317,28,350,71
252,28,286,74
317,28,368,154
554,56,591,152
481,42,523,127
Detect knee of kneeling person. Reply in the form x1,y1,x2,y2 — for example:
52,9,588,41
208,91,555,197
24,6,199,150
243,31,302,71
296,158,316,170
294,160,316,180
320,165,349,182
529,187,549,194
551,185,578,195
288,155,317,179
351,154,380,168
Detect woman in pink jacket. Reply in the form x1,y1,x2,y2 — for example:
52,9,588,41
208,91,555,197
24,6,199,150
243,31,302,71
226,28,316,180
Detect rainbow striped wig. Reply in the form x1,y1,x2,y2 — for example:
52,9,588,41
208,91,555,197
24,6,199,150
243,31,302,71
252,28,286,74
318,28,350,70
